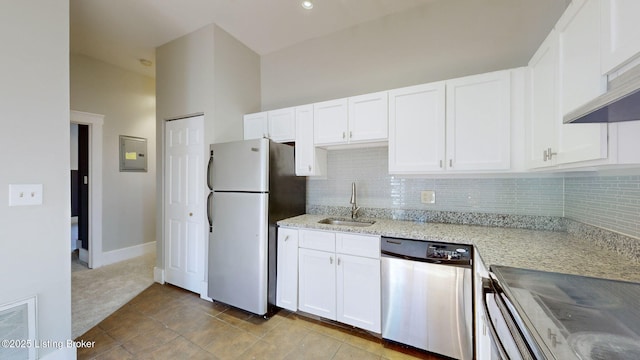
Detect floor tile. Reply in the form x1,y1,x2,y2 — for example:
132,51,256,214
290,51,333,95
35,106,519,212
120,326,180,355
202,325,260,360
283,331,342,360
333,343,382,360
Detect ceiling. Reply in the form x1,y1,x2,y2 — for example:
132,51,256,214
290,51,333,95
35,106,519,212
70,0,438,78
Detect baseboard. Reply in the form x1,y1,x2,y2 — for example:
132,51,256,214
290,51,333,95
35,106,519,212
153,267,165,284
40,346,77,360
101,241,155,266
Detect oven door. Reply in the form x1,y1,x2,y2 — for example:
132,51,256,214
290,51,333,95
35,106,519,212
482,276,545,360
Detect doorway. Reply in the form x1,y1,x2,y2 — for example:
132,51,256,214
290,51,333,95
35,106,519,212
70,123,89,269
70,110,104,269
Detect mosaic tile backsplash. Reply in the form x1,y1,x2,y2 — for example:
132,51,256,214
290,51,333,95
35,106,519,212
306,147,640,239
565,174,640,240
307,147,565,217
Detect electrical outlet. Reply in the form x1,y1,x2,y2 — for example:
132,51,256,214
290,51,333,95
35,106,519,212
9,184,43,206
421,190,435,204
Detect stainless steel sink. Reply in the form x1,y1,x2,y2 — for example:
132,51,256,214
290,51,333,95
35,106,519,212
318,217,376,227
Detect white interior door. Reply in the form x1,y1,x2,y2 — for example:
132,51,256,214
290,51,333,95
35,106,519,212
164,115,205,294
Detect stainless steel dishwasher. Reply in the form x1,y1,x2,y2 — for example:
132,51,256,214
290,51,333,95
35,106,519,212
381,236,473,360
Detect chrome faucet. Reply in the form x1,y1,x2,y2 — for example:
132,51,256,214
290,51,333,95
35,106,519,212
350,182,360,219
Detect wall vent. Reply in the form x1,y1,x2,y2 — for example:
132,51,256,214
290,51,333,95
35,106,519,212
0,296,37,360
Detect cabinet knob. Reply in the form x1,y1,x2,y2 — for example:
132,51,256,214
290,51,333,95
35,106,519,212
439,160,443,168
189,212,193,217
349,131,353,139
449,159,453,167
337,257,341,266
308,165,312,171
329,256,333,264
342,132,346,139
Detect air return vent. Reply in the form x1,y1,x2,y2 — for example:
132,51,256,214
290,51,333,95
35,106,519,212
0,296,37,360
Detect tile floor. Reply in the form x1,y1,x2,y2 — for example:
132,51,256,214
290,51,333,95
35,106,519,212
75,283,446,360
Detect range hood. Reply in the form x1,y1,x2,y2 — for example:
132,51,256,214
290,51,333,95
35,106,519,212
564,63,640,123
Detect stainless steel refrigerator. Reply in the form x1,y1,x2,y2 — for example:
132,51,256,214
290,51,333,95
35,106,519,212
207,138,306,316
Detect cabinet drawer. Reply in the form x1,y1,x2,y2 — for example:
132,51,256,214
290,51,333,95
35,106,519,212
299,230,335,252
336,233,380,258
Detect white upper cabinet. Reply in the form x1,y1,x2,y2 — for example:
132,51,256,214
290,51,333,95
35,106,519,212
314,98,349,146
243,112,269,140
268,107,296,142
600,0,640,74
244,108,295,142
389,82,446,173
347,91,388,143
446,70,511,171
527,30,560,168
295,105,327,177
557,0,608,165
527,1,608,169
389,69,512,174
314,92,388,147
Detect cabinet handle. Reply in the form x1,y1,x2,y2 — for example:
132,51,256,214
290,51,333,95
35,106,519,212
284,235,289,242
342,132,346,139
330,256,334,264
449,159,453,167
337,257,341,266
543,148,557,162
439,160,443,168
308,165,312,171
349,131,353,139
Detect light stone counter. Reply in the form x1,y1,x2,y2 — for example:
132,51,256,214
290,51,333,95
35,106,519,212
278,214,640,283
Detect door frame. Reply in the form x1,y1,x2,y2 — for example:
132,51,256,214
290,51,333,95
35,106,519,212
70,110,104,269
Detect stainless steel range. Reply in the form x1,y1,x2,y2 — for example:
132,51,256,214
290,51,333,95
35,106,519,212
483,266,640,360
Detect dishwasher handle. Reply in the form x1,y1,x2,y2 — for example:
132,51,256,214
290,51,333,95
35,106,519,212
381,251,442,264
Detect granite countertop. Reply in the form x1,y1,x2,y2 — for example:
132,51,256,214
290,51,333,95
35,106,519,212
278,214,640,283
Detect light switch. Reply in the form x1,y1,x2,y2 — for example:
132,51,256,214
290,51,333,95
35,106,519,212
421,190,435,204
9,184,43,206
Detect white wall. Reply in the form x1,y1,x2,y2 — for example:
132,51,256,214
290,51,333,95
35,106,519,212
261,0,568,109
70,54,156,252
155,24,260,272
0,0,73,358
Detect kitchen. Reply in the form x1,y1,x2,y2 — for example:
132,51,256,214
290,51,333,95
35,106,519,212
191,0,640,358
3,0,640,359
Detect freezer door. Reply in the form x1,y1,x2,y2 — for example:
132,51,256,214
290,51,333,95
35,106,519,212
209,138,269,192
208,191,269,315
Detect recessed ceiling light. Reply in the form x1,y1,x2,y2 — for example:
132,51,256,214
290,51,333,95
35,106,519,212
301,1,313,10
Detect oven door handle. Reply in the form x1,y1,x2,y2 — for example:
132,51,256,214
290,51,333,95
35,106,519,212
482,277,513,360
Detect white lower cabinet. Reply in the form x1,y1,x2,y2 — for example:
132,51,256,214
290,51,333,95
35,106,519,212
298,247,336,319
276,227,299,311
295,229,381,333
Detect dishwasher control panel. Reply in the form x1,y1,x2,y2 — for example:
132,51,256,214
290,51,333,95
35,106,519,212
381,237,472,266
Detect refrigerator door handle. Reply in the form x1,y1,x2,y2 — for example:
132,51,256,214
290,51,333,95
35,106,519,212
207,151,213,191
207,192,213,233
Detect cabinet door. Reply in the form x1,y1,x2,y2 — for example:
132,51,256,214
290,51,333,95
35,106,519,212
314,98,348,146
295,105,326,176
268,107,296,142
527,30,560,168
336,254,381,333
276,228,299,311
557,0,608,165
348,91,388,143
389,82,446,173
601,0,640,74
298,248,336,320
243,112,268,140
446,70,511,171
